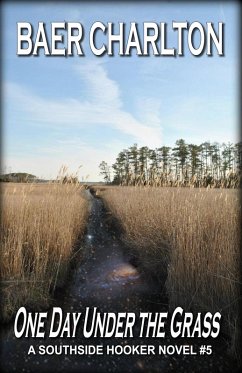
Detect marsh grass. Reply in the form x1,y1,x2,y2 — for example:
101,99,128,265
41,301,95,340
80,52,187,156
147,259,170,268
99,186,241,356
0,182,88,321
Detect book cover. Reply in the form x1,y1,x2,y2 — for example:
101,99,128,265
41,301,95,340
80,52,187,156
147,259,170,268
1,1,241,372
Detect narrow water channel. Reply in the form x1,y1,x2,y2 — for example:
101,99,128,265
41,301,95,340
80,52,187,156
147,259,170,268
0,190,237,372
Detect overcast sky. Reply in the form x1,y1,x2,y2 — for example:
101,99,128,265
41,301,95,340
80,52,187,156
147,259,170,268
2,1,239,181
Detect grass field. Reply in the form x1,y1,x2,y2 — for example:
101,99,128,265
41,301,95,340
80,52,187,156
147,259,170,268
0,182,88,321
1,181,240,356
98,186,241,355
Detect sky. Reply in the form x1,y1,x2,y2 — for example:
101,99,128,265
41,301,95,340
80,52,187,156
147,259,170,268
2,1,240,181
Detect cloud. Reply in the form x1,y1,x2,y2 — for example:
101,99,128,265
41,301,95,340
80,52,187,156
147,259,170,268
3,140,118,181
4,61,162,148
74,62,121,109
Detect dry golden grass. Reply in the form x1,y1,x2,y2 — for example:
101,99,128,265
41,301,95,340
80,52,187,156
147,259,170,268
99,186,241,355
0,182,88,321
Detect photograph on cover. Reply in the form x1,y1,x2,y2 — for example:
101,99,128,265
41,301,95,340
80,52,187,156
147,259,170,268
0,1,241,372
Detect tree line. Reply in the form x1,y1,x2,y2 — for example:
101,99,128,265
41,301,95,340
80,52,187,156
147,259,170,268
0,173,37,183
99,139,242,188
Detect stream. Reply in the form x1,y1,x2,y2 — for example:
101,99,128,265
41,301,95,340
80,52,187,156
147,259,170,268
0,189,238,372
